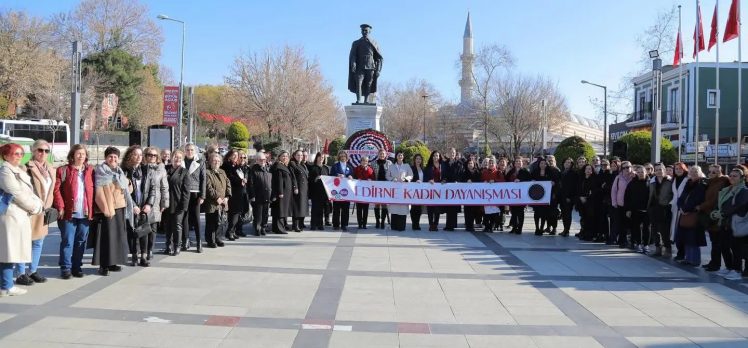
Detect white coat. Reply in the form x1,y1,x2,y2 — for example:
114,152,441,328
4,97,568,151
0,162,43,263
386,162,413,216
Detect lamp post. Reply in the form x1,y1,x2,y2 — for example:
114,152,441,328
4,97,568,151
648,49,663,164
581,80,608,157
157,14,186,147
421,94,430,143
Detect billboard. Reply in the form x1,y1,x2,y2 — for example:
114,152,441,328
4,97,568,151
163,86,180,126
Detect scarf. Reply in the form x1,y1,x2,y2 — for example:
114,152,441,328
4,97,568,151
716,182,746,225
95,163,134,229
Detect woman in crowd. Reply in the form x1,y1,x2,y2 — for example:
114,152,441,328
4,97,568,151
206,153,231,246
53,144,94,279
14,140,55,286
329,151,353,231
481,157,503,233
409,154,425,230
122,146,157,265
289,150,309,232
670,162,689,259
91,147,130,276
386,151,413,231
676,166,708,266
701,164,730,271
163,150,191,254
506,156,531,234
713,168,748,280
648,163,673,257
625,165,650,252
496,157,509,231
558,158,577,237
0,143,43,296
610,161,634,247
143,147,168,261
531,157,552,236
272,151,295,234
371,148,391,229
462,158,483,232
308,152,329,230
222,150,244,241
577,164,599,241
423,151,444,231
354,156,375,229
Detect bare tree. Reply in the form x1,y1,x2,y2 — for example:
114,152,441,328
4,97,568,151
379,79,442,142
470,44,514,151
225,45,339,148
51,0,164,63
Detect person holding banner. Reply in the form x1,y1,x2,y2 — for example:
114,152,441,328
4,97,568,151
308,153,329,230
531,157,552,236
462,158,483,232
409,154,425,230
354,156,375,229
271,151,296,234
506,157,531,234
481,158,504,233
386,151,413,231
442,148,464,231
289,150,309,232
371,148,391,229
329,150,354,231
424,151,445,231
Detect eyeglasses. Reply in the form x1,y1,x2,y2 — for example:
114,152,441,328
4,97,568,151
146,153,157,157
709,171,720,175
241,157,247,159
36,148,50,153
621,166,631,170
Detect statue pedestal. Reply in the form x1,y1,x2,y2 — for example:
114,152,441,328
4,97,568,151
345,104,383,137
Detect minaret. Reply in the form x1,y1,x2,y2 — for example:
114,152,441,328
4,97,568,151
459,12,474,105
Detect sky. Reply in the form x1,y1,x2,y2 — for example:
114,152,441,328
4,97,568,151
4,0,743,124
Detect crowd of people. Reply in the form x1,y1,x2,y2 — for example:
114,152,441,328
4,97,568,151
2,141,748,297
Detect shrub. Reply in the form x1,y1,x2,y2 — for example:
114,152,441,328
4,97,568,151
227,121,250,149
618,131,677,165
396,140,431,165
554,136,595,163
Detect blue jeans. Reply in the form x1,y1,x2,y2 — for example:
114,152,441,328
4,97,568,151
58,219,89,272
16,238,44,275
1,263,13,290
685,245,702,265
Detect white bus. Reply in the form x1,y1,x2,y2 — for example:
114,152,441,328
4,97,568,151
0,119,70,161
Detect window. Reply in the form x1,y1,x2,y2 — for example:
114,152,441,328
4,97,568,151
668,87,679,123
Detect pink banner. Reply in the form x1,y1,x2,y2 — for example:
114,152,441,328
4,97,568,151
163,86,180,126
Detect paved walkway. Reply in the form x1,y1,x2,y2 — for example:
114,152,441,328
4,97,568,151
0,211,748,347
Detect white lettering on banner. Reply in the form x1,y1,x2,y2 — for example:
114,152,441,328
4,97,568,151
320,176,551,206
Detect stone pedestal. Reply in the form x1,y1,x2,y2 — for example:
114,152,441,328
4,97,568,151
345,104,383,137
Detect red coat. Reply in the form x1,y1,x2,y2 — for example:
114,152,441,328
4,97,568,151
481,168,505,183
354,165,375,180
53,164,95,221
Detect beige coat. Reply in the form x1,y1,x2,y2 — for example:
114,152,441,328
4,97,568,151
386,163,413,216
27,161,55,240
0,162,44,263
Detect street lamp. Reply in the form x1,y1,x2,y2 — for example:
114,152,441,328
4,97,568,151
158,14,186,147
421,94,430,143
581,80,608,157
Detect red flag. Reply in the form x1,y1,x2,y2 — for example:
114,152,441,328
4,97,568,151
674,29,684,66
694,1,706,58
323,139,330,154
708,4,718,51
724,0,740,42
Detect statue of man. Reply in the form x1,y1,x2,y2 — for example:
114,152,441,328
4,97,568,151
348,24,383,105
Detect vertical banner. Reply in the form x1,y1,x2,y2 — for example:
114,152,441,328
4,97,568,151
163,86,180,126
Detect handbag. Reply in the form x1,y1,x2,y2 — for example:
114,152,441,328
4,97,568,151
43,207,59,225
731,188,748,237
679,212,699,228
133,212,152,237
217,207,228,236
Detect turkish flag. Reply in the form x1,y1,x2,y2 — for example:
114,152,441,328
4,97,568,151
724,0,740,42
708,4,718,51
674,30,683,66
694,1,706,58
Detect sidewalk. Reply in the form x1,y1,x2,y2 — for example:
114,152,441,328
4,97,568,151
0,211,747,347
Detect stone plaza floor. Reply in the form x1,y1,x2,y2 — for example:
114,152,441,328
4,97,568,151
1,211,748,347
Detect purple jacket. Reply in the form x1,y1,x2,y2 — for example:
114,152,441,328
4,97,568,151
610,172,633,208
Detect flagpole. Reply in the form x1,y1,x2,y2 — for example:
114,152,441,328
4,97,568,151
738,0,743,165
679,5,684,162
696,0,701,167
716,0,721,165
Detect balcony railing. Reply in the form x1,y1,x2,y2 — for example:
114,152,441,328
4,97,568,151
626,110,681,127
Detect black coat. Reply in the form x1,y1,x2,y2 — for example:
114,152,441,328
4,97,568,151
248,163,272,203
676,178,708,246
460,169,482,183
624,177,650,212
558,169,579,204
164,165,190,215
442,159,464,183
222,163,247,213
308,164,330,203
271,163,295,218
289,161,309,217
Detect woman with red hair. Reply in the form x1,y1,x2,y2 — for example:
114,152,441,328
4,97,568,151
0,143,44,296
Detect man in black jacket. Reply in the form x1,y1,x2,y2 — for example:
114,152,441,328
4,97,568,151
442,148,464,231
248,152,272,236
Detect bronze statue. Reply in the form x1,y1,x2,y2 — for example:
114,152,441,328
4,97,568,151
348,24,383,105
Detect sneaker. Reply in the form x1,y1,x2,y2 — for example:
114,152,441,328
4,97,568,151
29,272,47,283
716,268,731,276
15,274,34,286
724,270,743,281
0,287,28,297
635,245,643,253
